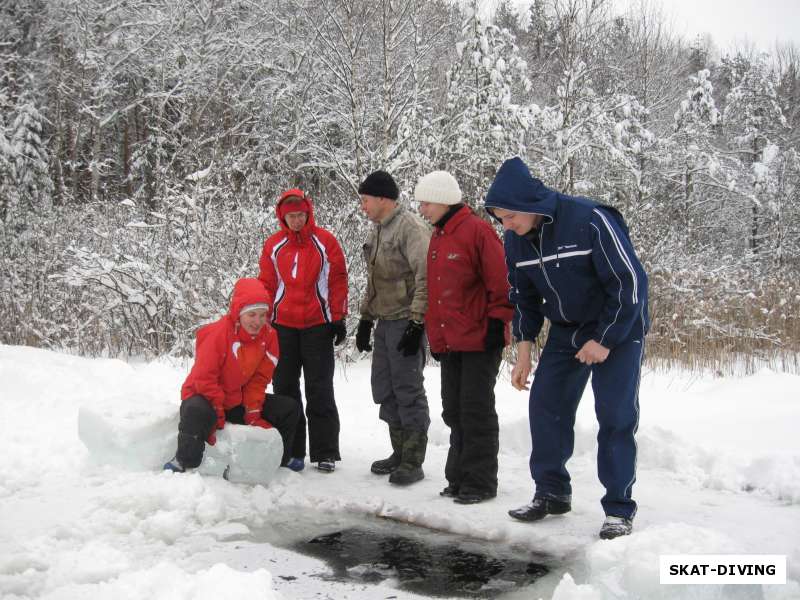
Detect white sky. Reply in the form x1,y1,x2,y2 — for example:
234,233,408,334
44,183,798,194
656,0,800,52
480,0,800,53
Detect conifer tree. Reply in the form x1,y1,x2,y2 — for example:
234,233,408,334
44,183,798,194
9,90,52,211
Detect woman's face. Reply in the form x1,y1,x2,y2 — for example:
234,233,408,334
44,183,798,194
239,308,268,335
284,210,308,232
418,201,449,225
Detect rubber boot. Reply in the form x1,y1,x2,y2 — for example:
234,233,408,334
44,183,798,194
389,429,427,485
370,427,404,474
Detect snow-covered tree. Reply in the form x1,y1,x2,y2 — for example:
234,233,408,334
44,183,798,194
519,0,620,195
723,53,788,255
669,69,725,223
434,5,531,206
0,113,17,222
9,90,52,211
1,0,799,369
527,60,618,196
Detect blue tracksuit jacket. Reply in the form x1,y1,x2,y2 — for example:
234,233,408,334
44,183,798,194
485,157,648,518
485,157,649,349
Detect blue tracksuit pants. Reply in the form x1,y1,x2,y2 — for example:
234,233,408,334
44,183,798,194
529,331,644,519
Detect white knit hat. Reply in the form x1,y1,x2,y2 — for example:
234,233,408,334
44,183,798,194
414,171,462,205
239,303,269,316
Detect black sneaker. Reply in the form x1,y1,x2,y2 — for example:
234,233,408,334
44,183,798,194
317,459,335,473
439,485,459,497
508,496,571,521
454,490,496,505
599,516,633,540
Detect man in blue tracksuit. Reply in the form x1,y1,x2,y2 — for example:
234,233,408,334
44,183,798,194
484,157,648,540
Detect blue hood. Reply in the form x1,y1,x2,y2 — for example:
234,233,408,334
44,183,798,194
484,157,558,224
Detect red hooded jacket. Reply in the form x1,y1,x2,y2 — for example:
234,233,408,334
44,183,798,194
425,205,513,353
258,189,348,328
181,278,280,413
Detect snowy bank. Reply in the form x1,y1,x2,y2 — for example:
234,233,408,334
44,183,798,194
0,344,798,599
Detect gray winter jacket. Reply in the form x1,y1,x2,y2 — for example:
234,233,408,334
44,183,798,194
360,204,431,322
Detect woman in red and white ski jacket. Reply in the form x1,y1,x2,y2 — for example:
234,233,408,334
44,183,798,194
257,190,348,471
181,278,279,417
258,189,348,329
167,278,300,471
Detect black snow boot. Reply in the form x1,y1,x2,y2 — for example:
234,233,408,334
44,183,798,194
370,427,404,474
389,429,427,486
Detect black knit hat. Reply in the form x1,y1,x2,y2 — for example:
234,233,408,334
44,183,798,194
358,170,399,200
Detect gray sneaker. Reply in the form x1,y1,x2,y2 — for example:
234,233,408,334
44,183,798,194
599,516,633,540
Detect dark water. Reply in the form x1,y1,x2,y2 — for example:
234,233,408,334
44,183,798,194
292,523,549,598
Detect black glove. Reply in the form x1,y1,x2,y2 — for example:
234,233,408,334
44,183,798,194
356,319,373,352
396,320,424,357
485,318,506,351
331,320,347,346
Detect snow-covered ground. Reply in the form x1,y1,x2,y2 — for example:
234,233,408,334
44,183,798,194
1,344,798,600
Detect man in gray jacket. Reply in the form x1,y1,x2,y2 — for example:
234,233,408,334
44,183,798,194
356,170,431,485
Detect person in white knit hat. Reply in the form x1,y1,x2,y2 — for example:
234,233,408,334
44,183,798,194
416,170,513,505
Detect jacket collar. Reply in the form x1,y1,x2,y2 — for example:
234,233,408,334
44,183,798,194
438,204,470,233
379,203,404,227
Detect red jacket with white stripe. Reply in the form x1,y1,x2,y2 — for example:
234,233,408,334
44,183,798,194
258,191,348,328
181,278,279,413
425,205,513,353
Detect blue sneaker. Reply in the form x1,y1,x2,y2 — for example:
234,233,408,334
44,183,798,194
286,457,305,472
163,457,185,473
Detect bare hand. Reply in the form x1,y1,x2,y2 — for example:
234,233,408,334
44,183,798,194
511,360,532,391
511,341,533,391
575,339,610,365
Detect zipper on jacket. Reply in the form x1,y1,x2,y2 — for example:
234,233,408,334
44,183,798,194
366,226,381,308
535,223,568,322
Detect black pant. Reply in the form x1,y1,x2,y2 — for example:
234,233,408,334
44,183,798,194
272,323,341,462
440,348,503,495
176,394,300,468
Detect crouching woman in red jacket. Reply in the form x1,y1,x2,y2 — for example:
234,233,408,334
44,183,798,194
164,278,300,472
